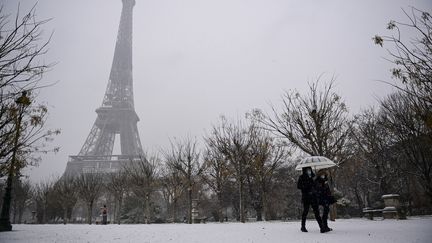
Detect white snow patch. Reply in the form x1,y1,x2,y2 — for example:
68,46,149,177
1,217,431,243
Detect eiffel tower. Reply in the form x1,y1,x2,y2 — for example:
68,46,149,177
65,0,143,175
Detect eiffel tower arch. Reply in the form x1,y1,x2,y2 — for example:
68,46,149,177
65,0,143,175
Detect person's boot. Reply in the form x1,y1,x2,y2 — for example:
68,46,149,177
301,219,307,232
322,218,331,232
324,221,333,232
317,220,329,233
320,225,331,233
320,223,330,233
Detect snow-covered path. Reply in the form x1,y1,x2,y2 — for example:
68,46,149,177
1,217,431,243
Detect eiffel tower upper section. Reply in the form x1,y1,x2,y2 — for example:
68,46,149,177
65,0,142,175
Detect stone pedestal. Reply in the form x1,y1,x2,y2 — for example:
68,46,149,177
382,194,400,207
381,194,406,219
382,206,398,219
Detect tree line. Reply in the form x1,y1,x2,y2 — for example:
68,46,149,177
3,76,431,224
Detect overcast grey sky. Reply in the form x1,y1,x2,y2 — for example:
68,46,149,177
3,0,431,182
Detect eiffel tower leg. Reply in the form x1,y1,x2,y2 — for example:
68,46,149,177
94,130,115,157
79,123,115,157
120,122,142,155
79,124,101,156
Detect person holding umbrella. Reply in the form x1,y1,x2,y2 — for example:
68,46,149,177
315,169,336,232
296,156,337,233
297,166,323,233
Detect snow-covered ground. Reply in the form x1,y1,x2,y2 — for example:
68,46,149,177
1,217,431,243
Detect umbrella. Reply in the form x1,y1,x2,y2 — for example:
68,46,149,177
295,156,337,171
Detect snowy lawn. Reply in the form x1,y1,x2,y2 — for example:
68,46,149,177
1,217,431,243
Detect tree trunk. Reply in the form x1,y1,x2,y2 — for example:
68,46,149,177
262,186,267,221
117,196,123,225
254,191,263,221
353,186,364,212
88,201,93,225
256,207,263,221
188,185,192,224
142,201,146,224
63,207,68,225
217,192,223,223
112,199,117,224
67,205,74,223
173,198,178,223
366,190,371,207
43,201,47,224
18,207,24,224
12,202,17,224
144,193,151,224
239,178,245,223
405,177,413,216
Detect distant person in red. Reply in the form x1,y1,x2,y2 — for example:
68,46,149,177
101,205,108,225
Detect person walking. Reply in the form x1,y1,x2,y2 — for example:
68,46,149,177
315,169,336,233
297,167,324,233
101,205,108,225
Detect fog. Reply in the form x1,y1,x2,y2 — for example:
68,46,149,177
2,0,431,181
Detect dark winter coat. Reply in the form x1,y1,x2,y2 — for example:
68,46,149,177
297,168,317,202
315,176,336,206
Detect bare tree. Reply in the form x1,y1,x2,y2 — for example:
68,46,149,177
255,78,353,163
53,176,78,224
373,8,432,130
160,165,185,223
246,125,288,221
75,172,104,225
0,5,58,231
0,4,56,170
352,108,396,196
372,8,432,207
106,170,128,224
335,156,373,212
123,155,159,224
253,162,302,220
33,179,53,224
380,92,432,203
163,137,204,224
0,4,52,93
201,146,231,223
206,116,256,223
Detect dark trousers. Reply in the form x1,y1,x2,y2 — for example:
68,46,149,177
321,204,330,229
102,215,107,225
301,197,322,229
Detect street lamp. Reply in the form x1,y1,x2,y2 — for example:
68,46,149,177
0,91,31,232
